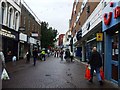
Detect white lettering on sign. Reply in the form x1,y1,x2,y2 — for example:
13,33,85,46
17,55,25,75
0,29,16,39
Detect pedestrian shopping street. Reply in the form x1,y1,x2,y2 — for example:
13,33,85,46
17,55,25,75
2,56,119,89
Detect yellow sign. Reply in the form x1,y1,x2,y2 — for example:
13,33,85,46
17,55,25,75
96,33,103,41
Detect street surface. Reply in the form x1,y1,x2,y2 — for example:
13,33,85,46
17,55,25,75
2,56,120,89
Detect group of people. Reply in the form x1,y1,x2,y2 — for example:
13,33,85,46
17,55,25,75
55,48,74,62
0,46,103,85
25,48,46,66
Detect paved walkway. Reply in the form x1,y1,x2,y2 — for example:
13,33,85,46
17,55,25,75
2,56,120,89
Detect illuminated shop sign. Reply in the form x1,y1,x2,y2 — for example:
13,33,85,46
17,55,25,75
0,29,16,39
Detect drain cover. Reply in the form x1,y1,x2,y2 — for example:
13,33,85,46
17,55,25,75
45,74,51,76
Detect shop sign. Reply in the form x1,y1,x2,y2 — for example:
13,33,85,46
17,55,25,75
86,22,90,30
76,29,82,41
96,33,103,41
103,6,120,25
31,33,38,37
103,1,120,31
0,29,16,39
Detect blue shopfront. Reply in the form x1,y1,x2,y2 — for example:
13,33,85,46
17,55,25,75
102,1,120,86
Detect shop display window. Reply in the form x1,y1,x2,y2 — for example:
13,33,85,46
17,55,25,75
112,34,118,61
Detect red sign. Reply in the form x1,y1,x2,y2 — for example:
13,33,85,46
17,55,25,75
114,6,120,19
103,3,120,25
104,12,112,25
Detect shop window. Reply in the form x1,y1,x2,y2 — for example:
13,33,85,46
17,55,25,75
112,34,118,61
112,64,118,81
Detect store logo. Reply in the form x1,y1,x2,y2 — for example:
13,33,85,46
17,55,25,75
114,6,120,19
103,12,112,25
103,2,120,26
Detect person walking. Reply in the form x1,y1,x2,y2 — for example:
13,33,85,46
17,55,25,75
70,51,74,62
60,49,64,61
41,49,46,61
32,48,38,66
65,49,70,62
54,50,57,57
47,49,50,57
26,50,31,63
56,50,59,58
12,55,17,65
88,47,103,85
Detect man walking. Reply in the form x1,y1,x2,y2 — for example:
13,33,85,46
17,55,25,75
88,47,103,85
32,48,38,66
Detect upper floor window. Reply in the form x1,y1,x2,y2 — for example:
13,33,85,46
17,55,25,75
1,2,6,24
28,20,31,31
8,7,14,28
23,16,26,27
15,12,19,30
81,0,88,13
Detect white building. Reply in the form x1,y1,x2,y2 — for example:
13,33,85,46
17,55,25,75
0,0,21,62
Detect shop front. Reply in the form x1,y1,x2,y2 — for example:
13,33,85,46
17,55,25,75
19,33,28,59
1,25,19,62
80,1,103,62
84,31,104,62
102,1,120,86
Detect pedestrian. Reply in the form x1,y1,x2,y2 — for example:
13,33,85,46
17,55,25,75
70,51,74,62
0,48,6,69
54,50,57,57
60,49,64,61
7,50,12,62
26,50,31,63
65,49,70,62
47,49,50,57
56,50,59,58
32,48,38,66
41,49,46,61
88,47,103,85
12,55,17,65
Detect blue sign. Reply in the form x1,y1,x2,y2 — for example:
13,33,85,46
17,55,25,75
102,1,120,31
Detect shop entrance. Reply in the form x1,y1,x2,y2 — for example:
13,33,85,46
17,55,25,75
111,33,119,83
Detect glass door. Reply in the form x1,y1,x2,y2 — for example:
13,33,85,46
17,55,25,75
111,33,119,82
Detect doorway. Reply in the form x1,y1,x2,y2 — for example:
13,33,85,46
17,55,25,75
111,33,119,83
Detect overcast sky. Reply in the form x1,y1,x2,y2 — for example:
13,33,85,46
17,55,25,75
22,0,74,34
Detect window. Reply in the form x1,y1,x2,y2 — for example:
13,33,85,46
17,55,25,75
81,0,88,13
23,16,26,27
1,2,6,24
8,7,14,28
9,8,12,27
15,12,19,30
28,20,30,31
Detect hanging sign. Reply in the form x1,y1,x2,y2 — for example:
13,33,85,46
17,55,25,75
96,33,103,41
